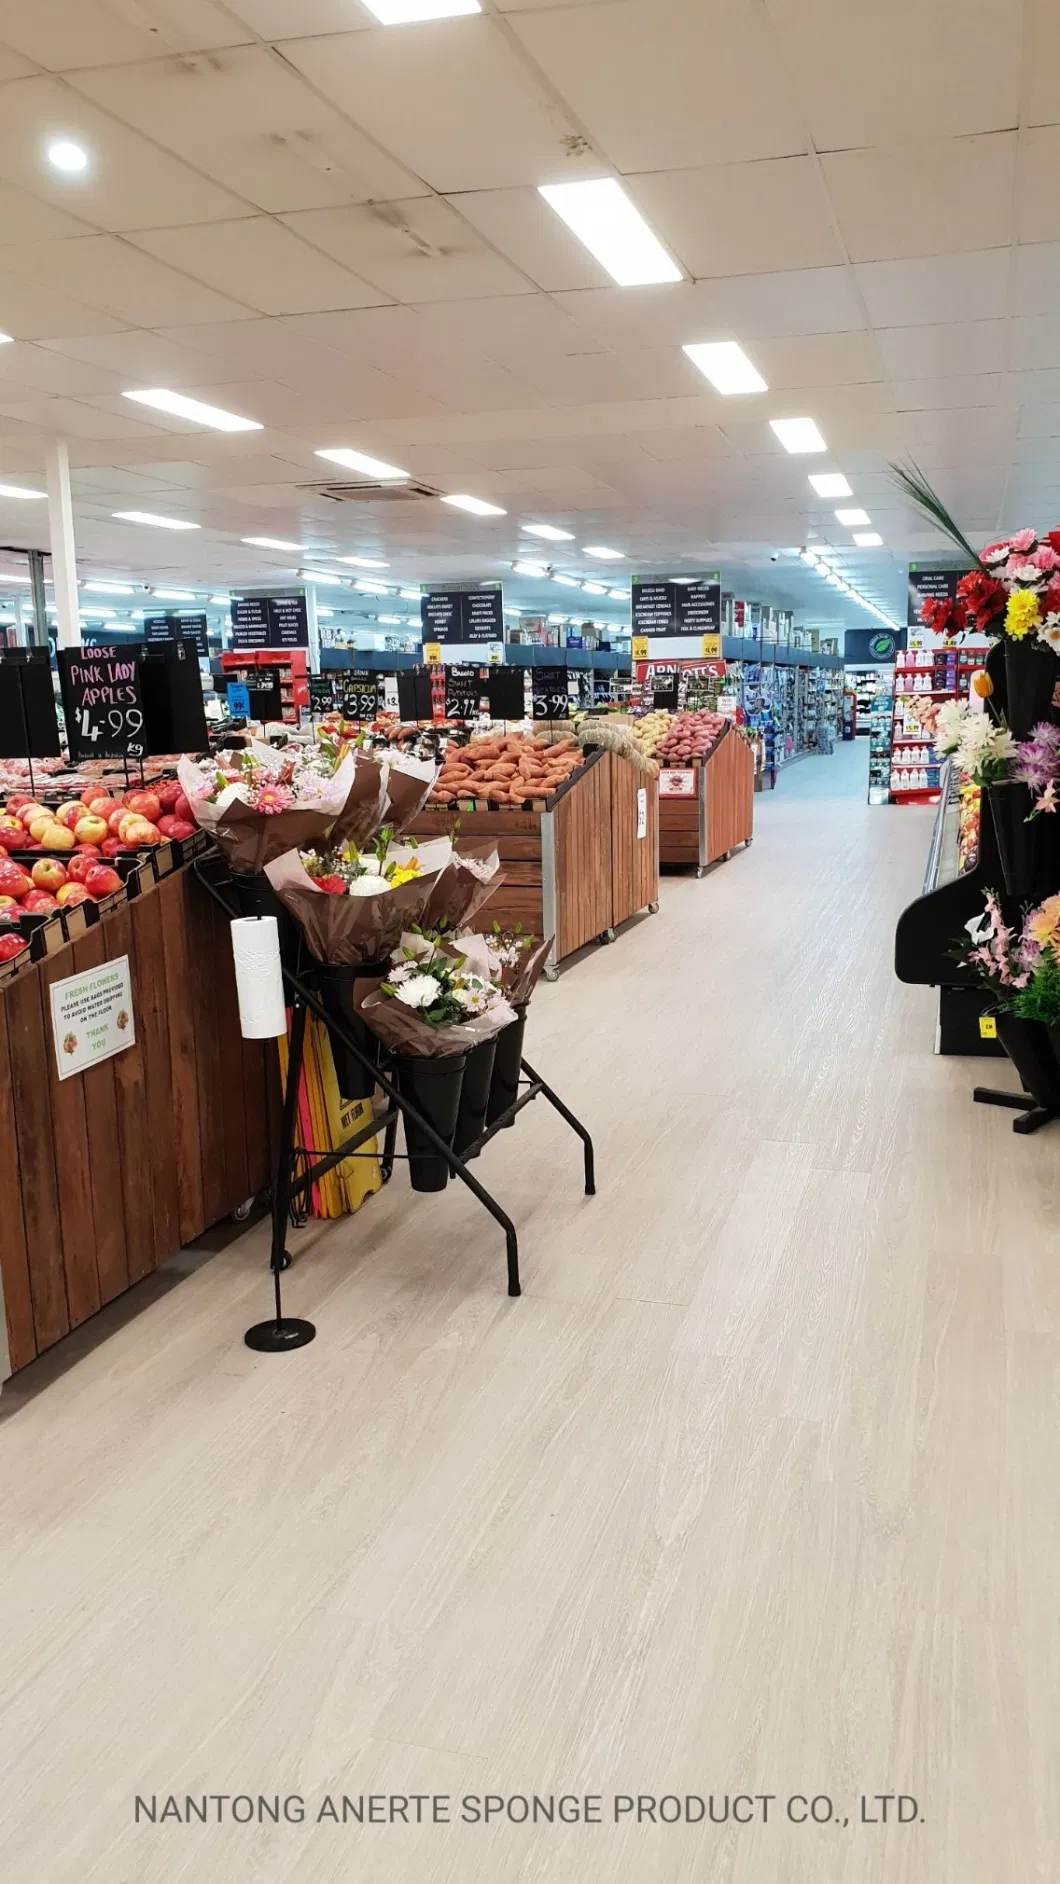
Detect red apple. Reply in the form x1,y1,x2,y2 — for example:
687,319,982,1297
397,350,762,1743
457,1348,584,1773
123,816,160,846
171,790,192,822
100,836,130,859
156,778,183,811
67,853,99,884
0,894,16,910
0,932,28,961
55,800,84,829
23,889,58,913
107,807,127,835
123,789,161,823
6,794,30,812
41,823,75,851
19,802,46,827
57,882,91,907
85,865,123,900
0,814,24,843
31,858,67,893
164,817,195,841
0,861,31,900
80,784,108,806
74,814,108,846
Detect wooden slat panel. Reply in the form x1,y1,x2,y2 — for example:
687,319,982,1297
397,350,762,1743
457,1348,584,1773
71,926,129,1308
0,989,37,1372
608,750,659,926
705,728,755,862
39,951,100,1329
6,967,68,1351
659,794,701,865
132,885,181,1266
106,904,156,1286
158,871,206,1246
185,869,229,1230
554,752,611,959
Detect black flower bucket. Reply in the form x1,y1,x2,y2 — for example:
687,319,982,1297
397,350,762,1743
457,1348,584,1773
986,783,1053,898
230,871,303,977
311,959,388,1102
453,1037,498,1155
1003,638,1060,741
486,1002,528,1129
396,1051,467,1191
995,1014,1060,1109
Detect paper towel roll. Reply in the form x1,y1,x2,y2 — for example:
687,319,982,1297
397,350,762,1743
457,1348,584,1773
231,916,287,1039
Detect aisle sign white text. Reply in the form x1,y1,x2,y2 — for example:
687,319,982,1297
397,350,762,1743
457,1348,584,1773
50,955,135,1081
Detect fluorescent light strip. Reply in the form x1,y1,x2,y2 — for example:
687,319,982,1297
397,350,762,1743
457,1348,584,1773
799,546,900,630
209,595,229,606
152,588,196,601
538,178,681,287
682,341,767,395
399,588,421,600
582,582,608,595
771,417,827,454
354,578,391,595
83,579,135,594
338,555,390,569
551,574,580,588
442,493,506,517
808,472,852,498
315,446,409,480
113,511,199,530
521,522,574,542
835,508,870,527
242,536,306,553
512,560,547,578
299,568,346,585
124,388,262,432
583,544,625,560
0,482,45,500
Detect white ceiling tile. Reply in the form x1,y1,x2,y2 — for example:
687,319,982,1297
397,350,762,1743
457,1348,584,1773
394,355,545,413
441,187,611,292
631,158,842,278
0,393,159,438
890,374,1005,411
0,75,247,230
277,304,456,369
0,344,124,397
70,46,426,216
554,268,865,353
751,330,885,389
854,249,1011,326
264,370,451,422
822,132,1016,263
1009,316,1060,372
280,200,534,302
226,0,371,32
128,218,391,315
0,0,246,68
280,19,600,194
0,275,129,340
765,0,1020,150
1025,0,1060,127
1018,404,1060,439
405,294,604,364
1018,128,1060,244
1012,243,1060,317
1008,369,1060,404
38,327,249,386
512,0,806,171
873,320,1007,379
0,177,97,241
0,234,254,325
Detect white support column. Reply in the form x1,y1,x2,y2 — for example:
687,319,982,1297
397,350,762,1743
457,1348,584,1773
45,438,81,648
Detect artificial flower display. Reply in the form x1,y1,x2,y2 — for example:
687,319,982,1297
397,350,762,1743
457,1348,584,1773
178,741,360,873
359,940,516,1057
265,835,453,964
931,701,1016,786
1012,722,1060,817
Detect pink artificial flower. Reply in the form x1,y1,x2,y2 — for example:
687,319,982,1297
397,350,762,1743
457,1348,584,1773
1009,528,1037,554
1007,558,1046,586
982,540,1011,563
1033,545,1060,573
1036,780,1058,815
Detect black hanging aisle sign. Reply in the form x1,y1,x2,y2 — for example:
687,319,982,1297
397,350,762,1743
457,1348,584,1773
231,594,310,649
907,564,971,628
421,585,503,647
144,611,209,657
632,574,722,638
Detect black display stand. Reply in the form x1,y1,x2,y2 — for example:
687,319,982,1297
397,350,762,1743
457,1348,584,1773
193,854,596,1351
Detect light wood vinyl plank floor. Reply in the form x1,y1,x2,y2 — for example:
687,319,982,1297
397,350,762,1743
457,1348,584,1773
1,741,1057,1883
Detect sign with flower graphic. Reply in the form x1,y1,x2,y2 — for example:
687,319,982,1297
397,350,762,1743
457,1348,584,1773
49,955,135,1082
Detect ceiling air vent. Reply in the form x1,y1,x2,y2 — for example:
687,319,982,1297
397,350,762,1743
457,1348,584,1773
297,479,441,505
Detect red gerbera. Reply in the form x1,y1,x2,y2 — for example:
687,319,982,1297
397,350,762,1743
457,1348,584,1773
1046,530,1060,557
921,596,967,640
956,569,1007,631
314,874,347,895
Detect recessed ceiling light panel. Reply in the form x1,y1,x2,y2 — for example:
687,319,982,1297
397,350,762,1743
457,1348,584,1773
360,0,480,20
854,532,883,547
242,536,306,552
583,544,625,560
835,508,871,527
113,511,200,530
682,341,768,395
338,555,390,569
521,522,575,541
442,493,506,517
538,178,681,287
808,472,852,498
316,446,409,480
770,417,827,454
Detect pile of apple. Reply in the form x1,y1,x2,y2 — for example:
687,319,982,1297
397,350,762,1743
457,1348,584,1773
0,779,195,861
0,849,124,928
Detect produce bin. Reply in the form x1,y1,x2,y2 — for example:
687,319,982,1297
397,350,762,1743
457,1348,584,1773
409,747,659,975
658,724,754,875
0,854,277,1380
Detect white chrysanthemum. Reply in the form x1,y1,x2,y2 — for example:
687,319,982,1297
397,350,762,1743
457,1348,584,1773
1008,560,1046,586
934,699,970,754
216,781,254,811
387,961,415,984
346,873,391,897
394,974,440,1009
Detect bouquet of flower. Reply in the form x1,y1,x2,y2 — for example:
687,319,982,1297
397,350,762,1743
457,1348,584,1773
954,889,1035,1002
300,826,423,897
177,741,360,873
358,941,516,1058
483,921,554,1003
265,835,452,964
416,838,504,931
931,701,1016,786
1012,722,1060,817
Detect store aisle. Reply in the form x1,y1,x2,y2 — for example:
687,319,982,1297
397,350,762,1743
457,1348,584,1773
1,747,1056,1884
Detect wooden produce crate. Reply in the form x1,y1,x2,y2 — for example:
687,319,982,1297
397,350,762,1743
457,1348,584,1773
409,748,659,976
0,858,276,1379
659,724,754,876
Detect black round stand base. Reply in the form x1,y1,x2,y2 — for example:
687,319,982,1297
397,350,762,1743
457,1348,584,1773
245,1318,316,1352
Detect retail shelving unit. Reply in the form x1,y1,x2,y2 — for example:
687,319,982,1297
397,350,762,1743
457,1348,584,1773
889,647,988,805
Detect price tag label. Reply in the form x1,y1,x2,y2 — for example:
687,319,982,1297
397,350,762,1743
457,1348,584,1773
60,646,147,762
701,632,722,658
531,665,569,721
632,635,649,662
979,1014,998,1040
423,642,442,666
444,663,484,722
340,671,380,723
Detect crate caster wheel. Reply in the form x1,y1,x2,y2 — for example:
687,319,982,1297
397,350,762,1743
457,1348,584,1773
229,1195,256,1224
598,927,616,945
543,963,559,982
647,900,660,914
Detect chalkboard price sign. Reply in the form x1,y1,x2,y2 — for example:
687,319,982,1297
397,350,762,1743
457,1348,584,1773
59,646,146,761
444,663,485,722
340,670,380,723
531,665,570,721
308,675,335,714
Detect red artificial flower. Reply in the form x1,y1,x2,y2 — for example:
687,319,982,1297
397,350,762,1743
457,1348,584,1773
1047,530,1060,557
956,568,1007,630
1044,578,1060,617
921,596,967,640
315,874,347,895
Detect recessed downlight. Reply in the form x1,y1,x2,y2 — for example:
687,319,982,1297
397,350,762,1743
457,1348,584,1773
47,139,89,175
